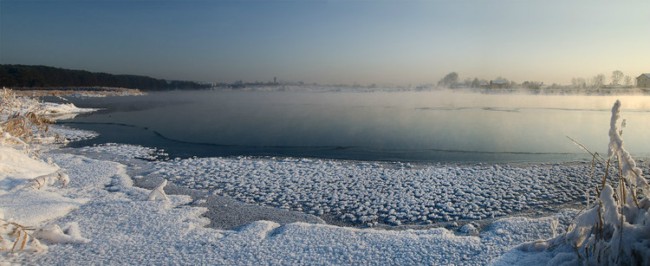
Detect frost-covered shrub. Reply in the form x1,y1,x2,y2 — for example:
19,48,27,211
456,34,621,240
515,100,650,265
27,170,70,190
0,88,54,147
0,219,47,253
33,223,90,244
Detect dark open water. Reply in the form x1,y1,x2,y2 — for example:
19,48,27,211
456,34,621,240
60,89,650,163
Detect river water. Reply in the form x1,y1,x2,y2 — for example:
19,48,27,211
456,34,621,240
61,89,650,163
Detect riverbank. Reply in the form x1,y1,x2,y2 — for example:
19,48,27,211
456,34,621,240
0,92,566,263
2,129,573,264
3,91,644,265
11,87,144,97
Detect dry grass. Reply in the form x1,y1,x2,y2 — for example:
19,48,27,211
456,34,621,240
0,219,39,253
557,102,650,265
1,88,55,146
1,88,62,254
28,171,70,190
2,112,53,143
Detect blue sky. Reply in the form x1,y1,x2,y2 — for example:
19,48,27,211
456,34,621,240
1,0,649,85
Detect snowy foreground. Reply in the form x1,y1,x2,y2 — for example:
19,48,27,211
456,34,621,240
3,136,575,265
2,95,649,265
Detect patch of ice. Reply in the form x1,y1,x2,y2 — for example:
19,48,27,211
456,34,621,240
75,143,168,162
48,125,98,143
36,102,97,120
143,155,615,226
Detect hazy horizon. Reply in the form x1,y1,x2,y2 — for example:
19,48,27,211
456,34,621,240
1,0,649,85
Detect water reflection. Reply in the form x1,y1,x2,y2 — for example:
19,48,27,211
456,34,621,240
64,90,650,162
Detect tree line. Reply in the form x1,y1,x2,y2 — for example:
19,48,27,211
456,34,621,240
0,65,211,91
437,70,638,90
570,70,634,89
437,72,522,89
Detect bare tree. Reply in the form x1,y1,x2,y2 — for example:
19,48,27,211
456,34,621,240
611,70,624,86
522,81,543,90
624,76,632,87
592,74,606,88
470,78,480,88
462,78,473,87
571,77,586,88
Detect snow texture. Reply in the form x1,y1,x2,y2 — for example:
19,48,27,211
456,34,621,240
49,125,98,143
34,223,90,244
3,148,572,265
147,179,169,201
74,143,640,228
139,154,611,226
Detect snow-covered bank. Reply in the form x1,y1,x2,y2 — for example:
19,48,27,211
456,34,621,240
3,90,648,264
66,143,612,228
0,98,571,264
3,144,572,264
1,88,97,120
0,89,101,254
36,102,97,120
12,87,144,98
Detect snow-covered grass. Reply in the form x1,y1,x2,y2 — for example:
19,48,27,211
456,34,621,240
0,88,98,253
1,88,96,146
496,100,650,265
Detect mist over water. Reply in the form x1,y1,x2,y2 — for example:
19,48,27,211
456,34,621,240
64,89,650,162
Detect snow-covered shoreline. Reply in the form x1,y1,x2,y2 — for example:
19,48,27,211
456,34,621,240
3,93,648,265
0,99,567,264
3,134,575,264
67,142,599,230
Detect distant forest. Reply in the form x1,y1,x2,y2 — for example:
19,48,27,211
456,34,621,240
0,65,211,91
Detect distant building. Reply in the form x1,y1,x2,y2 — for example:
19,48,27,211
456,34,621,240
637,73,650,88
489,79,509,89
